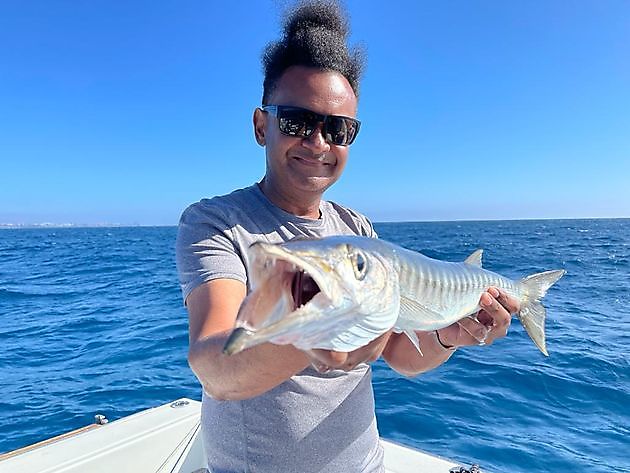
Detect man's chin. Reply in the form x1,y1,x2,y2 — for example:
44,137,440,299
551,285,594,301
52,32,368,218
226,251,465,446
296,175,340,193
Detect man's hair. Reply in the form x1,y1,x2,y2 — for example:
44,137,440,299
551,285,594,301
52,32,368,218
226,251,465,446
261,0,365,104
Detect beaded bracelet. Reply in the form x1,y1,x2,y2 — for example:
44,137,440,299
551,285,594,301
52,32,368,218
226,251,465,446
435,330,456,351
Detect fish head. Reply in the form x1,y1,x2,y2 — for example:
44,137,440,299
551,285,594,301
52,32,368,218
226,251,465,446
223,237,400,355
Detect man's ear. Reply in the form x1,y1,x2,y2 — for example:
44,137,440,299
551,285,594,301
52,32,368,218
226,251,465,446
253,108,266,146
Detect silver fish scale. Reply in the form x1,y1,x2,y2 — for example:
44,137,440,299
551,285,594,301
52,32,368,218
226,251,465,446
383,243,522,328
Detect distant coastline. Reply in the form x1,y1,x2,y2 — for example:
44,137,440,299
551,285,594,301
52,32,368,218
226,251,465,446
1,216,628,229
0,223,143,229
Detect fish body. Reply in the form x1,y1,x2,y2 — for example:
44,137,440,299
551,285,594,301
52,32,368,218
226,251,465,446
223,236,565,356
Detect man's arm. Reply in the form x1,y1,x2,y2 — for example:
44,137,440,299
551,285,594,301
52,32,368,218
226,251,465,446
382,287,520,376
186,278,310,401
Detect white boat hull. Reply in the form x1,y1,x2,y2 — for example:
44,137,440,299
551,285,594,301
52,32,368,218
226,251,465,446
0,399,476,473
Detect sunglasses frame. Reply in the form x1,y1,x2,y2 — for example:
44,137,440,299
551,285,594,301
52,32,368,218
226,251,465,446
261,105,361,146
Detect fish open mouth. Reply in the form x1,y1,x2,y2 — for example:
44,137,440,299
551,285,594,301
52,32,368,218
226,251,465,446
223,242,334,355
291,269,320,310
239,243,333,331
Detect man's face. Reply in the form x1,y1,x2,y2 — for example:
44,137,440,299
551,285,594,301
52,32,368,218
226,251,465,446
255,66,358,197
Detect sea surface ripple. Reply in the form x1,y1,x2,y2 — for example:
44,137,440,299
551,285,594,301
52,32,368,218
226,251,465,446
0,219,628,472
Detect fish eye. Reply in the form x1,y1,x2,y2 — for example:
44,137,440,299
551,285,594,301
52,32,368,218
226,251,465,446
355,253,365,273
351,250,368,280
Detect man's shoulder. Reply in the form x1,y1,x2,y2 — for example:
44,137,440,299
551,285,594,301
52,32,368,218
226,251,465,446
180,185,261,225
323,200,376,238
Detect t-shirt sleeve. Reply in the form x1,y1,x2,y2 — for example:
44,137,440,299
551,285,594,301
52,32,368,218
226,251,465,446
353,213,378,238
362,216,378,239
175,201,246,305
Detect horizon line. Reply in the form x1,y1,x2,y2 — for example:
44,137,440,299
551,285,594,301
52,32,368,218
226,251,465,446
1,215,628,229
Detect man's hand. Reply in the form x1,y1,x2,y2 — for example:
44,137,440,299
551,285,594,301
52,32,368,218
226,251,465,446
306,330,393,373
436,287,519,349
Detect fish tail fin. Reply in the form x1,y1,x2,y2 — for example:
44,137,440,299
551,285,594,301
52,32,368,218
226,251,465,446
517,269,566,356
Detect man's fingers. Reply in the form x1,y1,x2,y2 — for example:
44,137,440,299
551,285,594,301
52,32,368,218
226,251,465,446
481,291,511,325
476,289,513,341
306,330,393,372
308,349,348,367
494,288,520,314
310,360,332,374
476,310,494,327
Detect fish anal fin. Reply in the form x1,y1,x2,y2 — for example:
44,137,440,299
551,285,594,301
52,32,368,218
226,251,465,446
464,249,483,268
403,330,423,356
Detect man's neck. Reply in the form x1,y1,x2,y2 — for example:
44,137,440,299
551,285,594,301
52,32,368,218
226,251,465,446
258,179,322,220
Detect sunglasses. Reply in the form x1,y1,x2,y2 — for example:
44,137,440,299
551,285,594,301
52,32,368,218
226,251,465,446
261,105,361,146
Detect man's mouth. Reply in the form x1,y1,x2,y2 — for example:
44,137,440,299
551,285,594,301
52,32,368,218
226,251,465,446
292,155,332,166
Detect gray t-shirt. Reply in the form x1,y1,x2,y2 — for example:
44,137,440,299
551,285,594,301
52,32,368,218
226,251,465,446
176,184,384,473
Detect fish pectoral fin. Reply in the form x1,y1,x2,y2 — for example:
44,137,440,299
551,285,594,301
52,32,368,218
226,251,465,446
403,330,423,356
464,249,483,268
399,296,446,323
457,316,490,344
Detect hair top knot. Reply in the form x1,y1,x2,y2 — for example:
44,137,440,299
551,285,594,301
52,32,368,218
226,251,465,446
261,0,365,104
283,0,349,41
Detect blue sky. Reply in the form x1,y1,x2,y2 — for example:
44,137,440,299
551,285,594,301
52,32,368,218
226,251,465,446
1,1,628,225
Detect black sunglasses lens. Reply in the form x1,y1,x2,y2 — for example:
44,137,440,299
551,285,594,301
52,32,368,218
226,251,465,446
278,109,317,137
325,117,358,146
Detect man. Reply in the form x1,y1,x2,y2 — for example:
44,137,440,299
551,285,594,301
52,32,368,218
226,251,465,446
176,1,518,472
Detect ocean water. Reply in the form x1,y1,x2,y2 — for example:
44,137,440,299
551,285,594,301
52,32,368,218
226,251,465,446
0,219,628,472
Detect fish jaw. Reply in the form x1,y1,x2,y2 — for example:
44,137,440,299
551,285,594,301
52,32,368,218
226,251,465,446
222,239,400,355
223,241,353,355
223,289,338,355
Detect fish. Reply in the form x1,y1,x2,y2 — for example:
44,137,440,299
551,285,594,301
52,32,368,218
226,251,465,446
222,235,565,356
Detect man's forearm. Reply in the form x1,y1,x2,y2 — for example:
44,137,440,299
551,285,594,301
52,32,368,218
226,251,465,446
188,332,310,401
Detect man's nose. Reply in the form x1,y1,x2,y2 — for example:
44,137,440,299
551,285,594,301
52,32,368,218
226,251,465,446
302,123,331,153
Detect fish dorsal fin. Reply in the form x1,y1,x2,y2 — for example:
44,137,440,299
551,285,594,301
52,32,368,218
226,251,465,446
399,296,445,324
464,249,483,268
